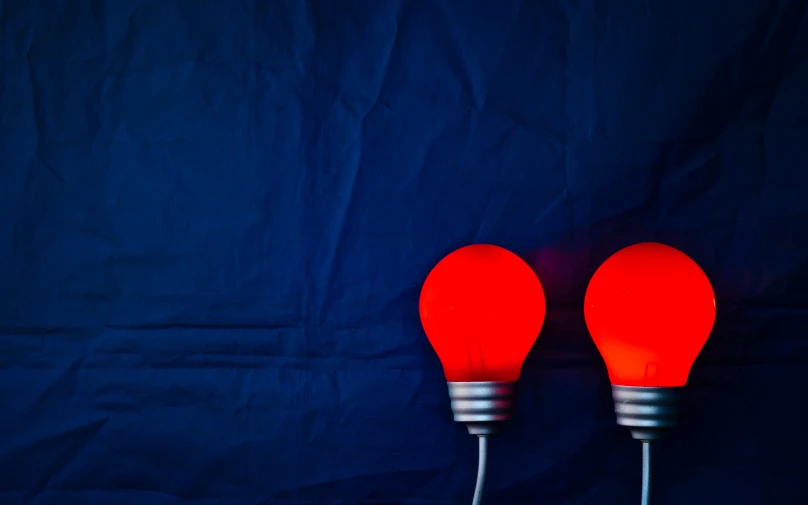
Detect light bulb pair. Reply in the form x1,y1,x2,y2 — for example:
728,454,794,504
419,242,716,505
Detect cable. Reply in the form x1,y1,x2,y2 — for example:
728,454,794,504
641,440,651,505
471,435,488,505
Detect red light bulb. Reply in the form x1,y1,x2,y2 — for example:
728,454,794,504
419,244,546,383
584,242,716,388
419,244,546,505
584,242,717,505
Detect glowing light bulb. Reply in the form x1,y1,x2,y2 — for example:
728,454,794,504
419,244,546,383
419,244,546,505
584,242,716,388
584,241,718,505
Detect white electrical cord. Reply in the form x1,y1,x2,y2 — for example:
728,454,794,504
471,435,488,505
641,440,651,505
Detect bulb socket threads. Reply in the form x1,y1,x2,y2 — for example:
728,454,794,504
447,381,517,435
611,385,682,441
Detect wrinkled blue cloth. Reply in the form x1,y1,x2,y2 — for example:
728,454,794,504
1,0,807,504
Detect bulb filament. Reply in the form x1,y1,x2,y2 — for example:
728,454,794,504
467,336,485,378
644,362,659,387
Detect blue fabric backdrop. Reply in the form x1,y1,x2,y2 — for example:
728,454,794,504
1,0,807,504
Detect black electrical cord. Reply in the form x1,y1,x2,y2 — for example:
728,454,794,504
641,441,651,505
471,435,488,505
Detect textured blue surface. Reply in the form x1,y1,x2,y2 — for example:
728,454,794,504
1,0,807,504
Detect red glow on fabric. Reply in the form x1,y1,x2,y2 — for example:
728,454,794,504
419,244,546,382
584,242,716,387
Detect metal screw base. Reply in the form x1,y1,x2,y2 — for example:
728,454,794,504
611,385,682,441
447,381,517,435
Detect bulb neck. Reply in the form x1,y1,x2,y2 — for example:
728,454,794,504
447,381,517,435
611,385,682,441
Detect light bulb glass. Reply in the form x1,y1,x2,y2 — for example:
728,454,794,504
419,244,546,382
584,242,716,387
